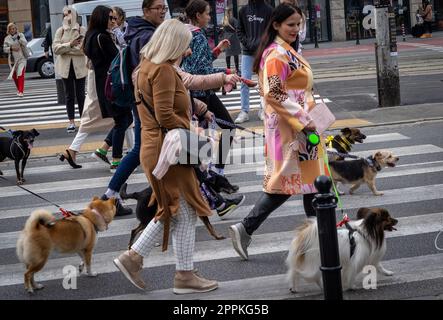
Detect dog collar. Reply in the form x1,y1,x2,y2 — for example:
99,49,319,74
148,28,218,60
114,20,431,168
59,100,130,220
91,208,108,233
365,156,382,171
334,135,352,153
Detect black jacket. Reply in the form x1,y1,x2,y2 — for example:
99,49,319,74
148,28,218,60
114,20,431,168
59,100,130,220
83,30,118,118
237,0,273,56
124,16,156,73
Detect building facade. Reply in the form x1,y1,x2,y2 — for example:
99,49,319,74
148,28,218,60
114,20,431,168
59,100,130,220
1,0,442,63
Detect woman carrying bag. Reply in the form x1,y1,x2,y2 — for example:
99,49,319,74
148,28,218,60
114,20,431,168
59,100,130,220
113,19,218,294
229,3,328,261
3,23,29,97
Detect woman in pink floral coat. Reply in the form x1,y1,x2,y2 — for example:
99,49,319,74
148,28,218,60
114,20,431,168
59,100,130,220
229,3,327,261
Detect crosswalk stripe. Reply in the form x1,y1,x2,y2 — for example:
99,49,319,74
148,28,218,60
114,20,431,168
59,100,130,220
100,253,443,300
1,180,443,234
229,143,443,159
1,212,441,286
1,146,442,198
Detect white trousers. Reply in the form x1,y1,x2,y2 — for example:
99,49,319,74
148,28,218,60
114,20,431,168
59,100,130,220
69,128,134,153
131,197,197,271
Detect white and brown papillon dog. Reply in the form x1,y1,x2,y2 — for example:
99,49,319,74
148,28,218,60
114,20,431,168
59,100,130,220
286,207,398,292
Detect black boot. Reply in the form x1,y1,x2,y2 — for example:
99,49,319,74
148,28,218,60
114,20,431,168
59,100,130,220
101,194,133,216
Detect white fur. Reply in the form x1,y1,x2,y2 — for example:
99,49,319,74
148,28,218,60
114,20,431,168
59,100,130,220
286,218,393,292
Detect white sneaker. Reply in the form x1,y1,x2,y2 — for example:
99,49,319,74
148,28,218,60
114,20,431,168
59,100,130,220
234,111,249,124
17,92,24,97
258,109,264,121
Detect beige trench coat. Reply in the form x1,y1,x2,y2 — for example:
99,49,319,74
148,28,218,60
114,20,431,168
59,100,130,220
3,33,28,79
78,69,114,134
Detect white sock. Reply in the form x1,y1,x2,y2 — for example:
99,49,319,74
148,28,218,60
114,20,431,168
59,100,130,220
105,189,121,200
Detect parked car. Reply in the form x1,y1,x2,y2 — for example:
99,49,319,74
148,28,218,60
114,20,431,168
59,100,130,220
26,37,54,78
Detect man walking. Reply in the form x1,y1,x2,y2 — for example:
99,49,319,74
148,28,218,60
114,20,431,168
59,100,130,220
234,0,272,124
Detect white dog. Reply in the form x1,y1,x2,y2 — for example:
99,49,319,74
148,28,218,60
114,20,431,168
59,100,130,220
286,207,398,292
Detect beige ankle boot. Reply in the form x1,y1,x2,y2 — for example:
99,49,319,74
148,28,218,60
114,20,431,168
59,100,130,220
173,270,218,294
113,250,146,290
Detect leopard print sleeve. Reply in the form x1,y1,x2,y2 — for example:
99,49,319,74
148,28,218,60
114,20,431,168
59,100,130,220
262,54,312,132
267,75,288,103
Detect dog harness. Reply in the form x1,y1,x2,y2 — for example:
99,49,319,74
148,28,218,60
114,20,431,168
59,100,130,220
337,215,357,258
345,222,357,258
365,156,382,172
10,138,30,160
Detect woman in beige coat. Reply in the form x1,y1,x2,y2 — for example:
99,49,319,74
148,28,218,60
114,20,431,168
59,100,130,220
53,6,88,133
3,23,28,97
113,19,219,295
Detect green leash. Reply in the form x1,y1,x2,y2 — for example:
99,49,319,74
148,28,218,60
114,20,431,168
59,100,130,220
323,153,345,215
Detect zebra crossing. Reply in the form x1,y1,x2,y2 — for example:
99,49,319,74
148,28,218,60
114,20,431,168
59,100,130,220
0,126,442,300
0,77,332,128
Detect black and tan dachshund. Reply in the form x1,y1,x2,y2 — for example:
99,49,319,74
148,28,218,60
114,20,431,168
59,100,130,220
0,129,39,184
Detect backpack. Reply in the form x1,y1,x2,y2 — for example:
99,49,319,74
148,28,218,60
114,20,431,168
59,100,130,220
105,46,134,108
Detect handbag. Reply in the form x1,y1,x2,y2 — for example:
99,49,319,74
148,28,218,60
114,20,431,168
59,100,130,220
308,101,336,135
136,89,212,166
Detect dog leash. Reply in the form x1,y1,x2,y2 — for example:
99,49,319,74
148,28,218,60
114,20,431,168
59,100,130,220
214,117,265,138
0,175,76,218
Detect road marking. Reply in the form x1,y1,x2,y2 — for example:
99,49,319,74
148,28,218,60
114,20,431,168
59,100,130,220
1,213,441,284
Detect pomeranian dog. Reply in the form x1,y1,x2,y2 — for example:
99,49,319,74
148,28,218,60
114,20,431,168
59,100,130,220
329,150,399,196
286,207,398,292
16,196,116,293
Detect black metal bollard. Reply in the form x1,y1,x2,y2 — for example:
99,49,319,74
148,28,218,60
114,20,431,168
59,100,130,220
313,175,343,300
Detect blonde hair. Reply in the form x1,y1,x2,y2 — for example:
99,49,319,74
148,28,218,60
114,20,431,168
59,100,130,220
7,22,17,35
222,8,234,29
141,19,192,64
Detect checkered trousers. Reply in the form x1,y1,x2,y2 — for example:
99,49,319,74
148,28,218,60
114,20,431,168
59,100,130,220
131,197,197,271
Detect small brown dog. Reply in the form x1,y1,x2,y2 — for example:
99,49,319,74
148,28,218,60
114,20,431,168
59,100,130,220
329,150,399,196
16,197,116,293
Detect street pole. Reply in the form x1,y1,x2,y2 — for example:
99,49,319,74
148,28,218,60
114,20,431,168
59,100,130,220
374,0,401,108
313,176,343,300
49,0,68,105
356,20,361,45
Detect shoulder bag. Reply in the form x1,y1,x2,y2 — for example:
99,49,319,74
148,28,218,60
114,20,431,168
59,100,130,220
136,86,212,167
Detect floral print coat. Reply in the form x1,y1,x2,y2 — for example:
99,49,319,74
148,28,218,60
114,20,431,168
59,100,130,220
259,36,326,195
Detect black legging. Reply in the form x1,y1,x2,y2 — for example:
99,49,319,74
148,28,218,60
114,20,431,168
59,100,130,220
196,93,234,169
62,62,85,120
242,192,317,236
104,106,133,159
225,55,240,74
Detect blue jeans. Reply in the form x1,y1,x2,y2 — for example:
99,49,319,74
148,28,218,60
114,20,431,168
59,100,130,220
108,105,141,192
240,54,254,113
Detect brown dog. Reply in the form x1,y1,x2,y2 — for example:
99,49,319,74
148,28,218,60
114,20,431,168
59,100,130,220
16,197,116,293
329,150,399,196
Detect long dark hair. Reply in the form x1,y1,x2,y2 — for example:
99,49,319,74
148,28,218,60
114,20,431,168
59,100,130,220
252,4,302,74
185,0,209,24
86,5,112,36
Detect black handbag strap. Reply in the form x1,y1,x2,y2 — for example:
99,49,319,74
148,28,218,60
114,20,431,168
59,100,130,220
136,88,168,134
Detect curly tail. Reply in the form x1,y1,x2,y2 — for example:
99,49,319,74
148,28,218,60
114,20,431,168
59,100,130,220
16,210,55,263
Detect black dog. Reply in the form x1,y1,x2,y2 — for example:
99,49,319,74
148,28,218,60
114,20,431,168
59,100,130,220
328,127,366,161
0,129,39,184
205,170,239,194
119,183,225,249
